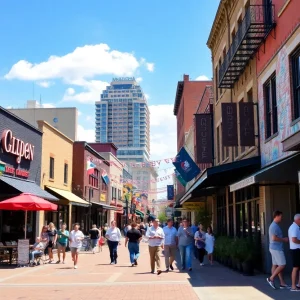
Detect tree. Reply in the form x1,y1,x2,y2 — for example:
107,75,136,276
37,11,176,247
158,211,168,224
194,205,212,229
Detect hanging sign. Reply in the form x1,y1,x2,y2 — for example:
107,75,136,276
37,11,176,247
239,102,255,146
222,103,238,146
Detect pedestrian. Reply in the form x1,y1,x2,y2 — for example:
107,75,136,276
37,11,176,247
195,224,206,266
288,214,300,292
163,218,178,272
105,220,122,265
89,224,100,254
46,222,57,263
267,211,290,290
205,226,215,265
177,218,194,271
69,223,84,269
125,222,142,267
56,222,69,264
191,222,199,259
146,218,165,275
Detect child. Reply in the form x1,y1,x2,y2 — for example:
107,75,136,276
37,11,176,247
205,226,215,265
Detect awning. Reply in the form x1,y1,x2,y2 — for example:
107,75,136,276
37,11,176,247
46,186,89,207
0,175,58,201
91,202,117,210
135,209,144,218
180,156,261,204
230,153,300,192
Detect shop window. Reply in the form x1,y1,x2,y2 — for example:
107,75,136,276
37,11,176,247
118,189,121,200
264,73,278,139
291,46,300,120
101,178,108,191
89,169,99,188
216,126,220,164
64,163,68,184
49,157,55,179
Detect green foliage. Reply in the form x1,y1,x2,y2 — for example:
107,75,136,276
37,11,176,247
158,211,168,223
194,205,212,229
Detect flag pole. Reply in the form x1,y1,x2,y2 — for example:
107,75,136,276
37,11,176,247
24,211,27,239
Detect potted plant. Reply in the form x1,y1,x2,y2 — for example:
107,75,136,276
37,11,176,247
239,238,255,276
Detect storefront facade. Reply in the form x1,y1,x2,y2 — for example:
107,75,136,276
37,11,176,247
0,108,57,243
37,121,89,232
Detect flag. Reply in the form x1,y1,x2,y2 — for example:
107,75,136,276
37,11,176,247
101,170,110,185
87,159,96,175
175,169,186,187
173,147,200,182
167,185,174,200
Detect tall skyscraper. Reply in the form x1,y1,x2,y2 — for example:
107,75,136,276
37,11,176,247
95,77,150,162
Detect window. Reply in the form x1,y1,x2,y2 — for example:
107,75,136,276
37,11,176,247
215,67,219,101
239,98,246,154
216,193,227,235
89,169,99,188
64,163,68,184
118,189,121,200
264,74,278,139
218,59,222,95
216,126,220,163
291,46,300,120
49,157,54,179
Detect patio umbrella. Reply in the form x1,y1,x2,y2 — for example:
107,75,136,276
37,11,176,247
0,193,57,239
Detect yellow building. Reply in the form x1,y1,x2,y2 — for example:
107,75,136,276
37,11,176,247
37,121,89,232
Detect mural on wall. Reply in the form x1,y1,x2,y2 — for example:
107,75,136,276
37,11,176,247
259,46,299,166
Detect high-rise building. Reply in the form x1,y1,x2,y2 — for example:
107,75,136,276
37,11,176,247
95,77,150,163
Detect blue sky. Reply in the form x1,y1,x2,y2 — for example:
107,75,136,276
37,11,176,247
0,0,219,161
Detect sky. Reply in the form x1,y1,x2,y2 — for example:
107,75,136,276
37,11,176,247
0,0,219,163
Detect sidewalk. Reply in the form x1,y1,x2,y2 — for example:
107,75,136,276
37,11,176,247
0,242,198,300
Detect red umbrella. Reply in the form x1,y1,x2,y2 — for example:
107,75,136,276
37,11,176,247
0,193,57,238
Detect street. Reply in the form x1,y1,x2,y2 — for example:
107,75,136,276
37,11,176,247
0,241,299,300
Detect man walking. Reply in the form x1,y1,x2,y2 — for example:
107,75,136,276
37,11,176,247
267,211,289,289
163,219,178,272
125,222,142,267
288,214,300,292
146,219,165,275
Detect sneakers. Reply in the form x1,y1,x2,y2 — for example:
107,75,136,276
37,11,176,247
157,270,162,275
74,265,78,269
267,278,276,289
200,263,204,266
290,288,300,292
134,259,138,266
165,268,169,272
131,263,135,267
170,264,174,271
56,260,60,264
188,268,192,272
280,285,291,289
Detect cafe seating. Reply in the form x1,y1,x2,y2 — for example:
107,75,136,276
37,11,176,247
0,242,10,264
5,241,18,264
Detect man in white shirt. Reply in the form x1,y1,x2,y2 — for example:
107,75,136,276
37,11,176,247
69,223,84,269
146,218,165,275
288,214,300,292
163,219,178,272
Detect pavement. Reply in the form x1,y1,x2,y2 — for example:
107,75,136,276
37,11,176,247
0,241,299,300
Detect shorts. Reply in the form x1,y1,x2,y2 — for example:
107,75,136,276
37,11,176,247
57,242,67,250
290,249,300,268
70,247,80,254
269,249,286,266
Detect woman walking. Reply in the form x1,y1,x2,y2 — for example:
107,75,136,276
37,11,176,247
177,218,194,271
125,222,142,267
47,222,57,263
195,224,206,266
89,224,101,254
69,223,84,269
205,226,215,265
56,223,69,264
105,220,122,264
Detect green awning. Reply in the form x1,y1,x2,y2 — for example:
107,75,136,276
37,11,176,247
135,209,144,218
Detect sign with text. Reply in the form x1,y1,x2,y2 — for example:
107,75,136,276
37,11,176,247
195,114,213,163
222,103,238,146
17,239,29,265
167,185,174,200
1,130,35,164
182,202,205,210
239,102,255,146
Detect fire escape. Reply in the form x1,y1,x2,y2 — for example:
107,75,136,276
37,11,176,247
218,5,276,89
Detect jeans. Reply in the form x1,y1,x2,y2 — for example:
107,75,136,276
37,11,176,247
29,250,42,262
107,240,118,263
179,244,192,269
91,239,98,248
198,248,206,264
128,242,140,264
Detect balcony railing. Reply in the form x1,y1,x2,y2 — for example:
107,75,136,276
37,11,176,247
219,5,276,89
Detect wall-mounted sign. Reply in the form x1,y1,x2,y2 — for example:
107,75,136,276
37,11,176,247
1,130,35,164
4,166,29,178
239,102,255,146
100,194,106,202
222,103,238,146
195,114,213,163
182,202,205,210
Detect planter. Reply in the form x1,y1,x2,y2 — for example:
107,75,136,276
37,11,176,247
232,258,238,270
227,257,233,269
237,261,243,273
242,261,254,276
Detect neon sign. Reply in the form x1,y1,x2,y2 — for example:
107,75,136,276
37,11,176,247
1,130,35,164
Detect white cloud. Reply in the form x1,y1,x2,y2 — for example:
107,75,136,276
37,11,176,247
149,104,176,160
145,93,150,100
42,103,55,108
77,125,95,142
6,106,12,109
146,63,154,72
195,75,210,81
136,77,143,83
78,110,82,116
4,43,156,104
37,81,54,88
86,115,94,122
